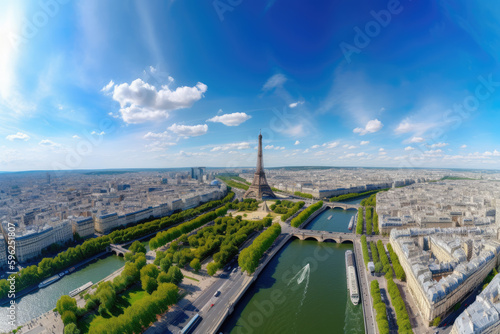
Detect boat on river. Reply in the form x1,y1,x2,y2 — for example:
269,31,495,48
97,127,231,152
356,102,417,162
38,275,61,289
348,216,354,230
345,250,359,305
327,215,332,220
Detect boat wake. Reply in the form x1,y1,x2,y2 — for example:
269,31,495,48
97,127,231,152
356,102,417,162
288,263,311,310
343,294,364,334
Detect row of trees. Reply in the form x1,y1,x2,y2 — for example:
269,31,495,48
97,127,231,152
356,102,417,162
360,235,370,268
370,280,390,334
239,223,281,274
278,201,305,222
366,207,373,235
356,208,364,234
293,191,313,199
377,240,391,275
218,177,250,190
0,192,234,299
226,198,260,212
386,278,412,333
149,210,221,250
290,201,323,227
360,193,377,207
387,243,406,281
373,210,379,234
329,189,381,202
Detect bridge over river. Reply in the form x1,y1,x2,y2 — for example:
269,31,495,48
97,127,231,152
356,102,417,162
290,229,356,243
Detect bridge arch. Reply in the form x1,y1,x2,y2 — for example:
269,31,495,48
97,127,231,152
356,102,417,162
322,238,337,243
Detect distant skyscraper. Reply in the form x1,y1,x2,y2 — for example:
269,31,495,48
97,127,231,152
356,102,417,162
244,132,275,199
191,167,205,181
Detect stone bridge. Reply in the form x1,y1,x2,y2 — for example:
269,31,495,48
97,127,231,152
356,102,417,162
324,202,359,210
109,244,131,257
291,229,355,243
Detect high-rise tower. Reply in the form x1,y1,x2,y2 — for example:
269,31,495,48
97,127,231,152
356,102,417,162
243,132,276,199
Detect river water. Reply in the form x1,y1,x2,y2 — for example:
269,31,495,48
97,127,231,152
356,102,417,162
0,255,125,332
220,197,366,334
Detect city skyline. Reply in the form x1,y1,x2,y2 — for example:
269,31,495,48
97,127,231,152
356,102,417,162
2,1,500,171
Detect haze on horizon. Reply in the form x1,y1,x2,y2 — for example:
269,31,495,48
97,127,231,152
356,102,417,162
1,0,500,172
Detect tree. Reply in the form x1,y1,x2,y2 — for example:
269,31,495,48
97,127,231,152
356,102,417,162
140,264,159,280
190,258,201,273
57,295,77,315
61,310,77,326
433,317,441,327
160,257,172,273
207,262,219,276
129,241,146,254
64,323,80,334
165,266,184,285
142,275,158,294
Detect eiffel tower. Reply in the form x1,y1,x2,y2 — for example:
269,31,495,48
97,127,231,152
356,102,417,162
243,132,276,200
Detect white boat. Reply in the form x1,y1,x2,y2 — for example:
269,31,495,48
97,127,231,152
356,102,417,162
345,250,360,305
38,275,61,289
348,216,354,230
327,215,333,220
69,281,93,297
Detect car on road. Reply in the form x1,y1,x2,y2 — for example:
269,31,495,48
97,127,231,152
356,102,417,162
232,268,237,273
214,290,221,297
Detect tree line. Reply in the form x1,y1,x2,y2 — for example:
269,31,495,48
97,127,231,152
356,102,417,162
293,191,313,199
290,201,323,227
329,189,381,202
386,278,412,333
370,280,390,334
0,192,234,300
360,235,370,268
275,201,305,222
386,243,406,281
366,207,373,235
356,208,364,234
239,223,281,274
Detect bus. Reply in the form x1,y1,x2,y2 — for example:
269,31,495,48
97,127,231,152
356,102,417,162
181,313,202,334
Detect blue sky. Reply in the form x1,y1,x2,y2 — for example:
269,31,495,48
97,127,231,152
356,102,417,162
1,0,500,171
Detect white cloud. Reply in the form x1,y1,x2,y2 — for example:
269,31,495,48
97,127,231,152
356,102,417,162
265,145,275,150
404,146,415,151
210,142,251,152
343,144,349,148
409,136,424,143
101,80,115,92
357,152,366,157
289,101,304,108
262,73,287,90
484,150,500,157
379,148,385,151
6,132,30,141
167,124,208,137
145,141,176,152
207,112,251,126
429,142,448,148
348,145,357,149
38,139,61,148
280,124,305,137
72,135,80,139
460,145,467,149
353,119,383,135
294,140,300,145
91,131,105,136
303,149,310,153
143,131,169,139
345,153,356,158
360,141,370,145
111,78,207,123
323,141,339,149
311,145,320,149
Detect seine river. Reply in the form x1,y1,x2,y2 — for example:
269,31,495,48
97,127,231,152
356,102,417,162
0,255,126,332
220,197,366,334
